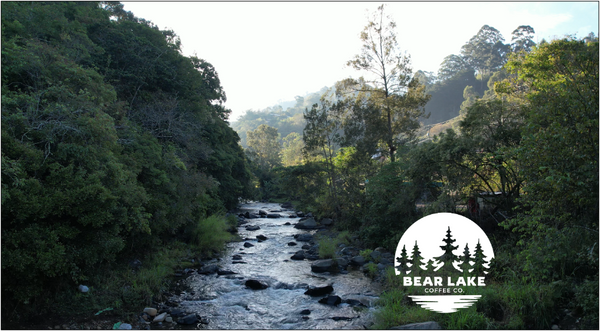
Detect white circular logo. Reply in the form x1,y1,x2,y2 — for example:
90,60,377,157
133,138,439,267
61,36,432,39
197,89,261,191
394,213,495,313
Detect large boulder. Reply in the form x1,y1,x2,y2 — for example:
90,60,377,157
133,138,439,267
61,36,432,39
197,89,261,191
304,285,334,297
294,218,318,229
350,255,366,266
340,246,359,256
198,264,219,275
177,314,199,325
335,257,349,269
245,279,269,290
320,218,333,226
311,259,336,273
318,295,342,306
290,250,305,260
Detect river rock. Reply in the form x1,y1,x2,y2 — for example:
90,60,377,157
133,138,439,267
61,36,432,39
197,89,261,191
291,250,305,260
340,246,359,256
318,295,342,306
256,234,268,241
320,218,333,226
244,242,254,248
335,257,349,268
245,225,260,231
350,255,366,266
284,222,291,225
379,257,394,265
143,308,157,316
311,259,336,273
343,299,367,307
245,279,269,290
177,314,199,325
153,312,167,323
306,212,313,217
217,269,236,275
287,242,297,246
232,254,243,260
198,264,219,274
169,308,185,317
304,285,333,296
295,218,318,229
267,213,281,218
118,323,132,330
332,316,353,321
295,233,313,242
259,210,268,216
281,202,293,209
301,244,311,249
390,321,442,329
296,211,305,217
370,250,382,261
300,309,311,315
232,261,247,264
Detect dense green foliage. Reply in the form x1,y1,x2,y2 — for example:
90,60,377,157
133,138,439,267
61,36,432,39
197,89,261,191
1,1,251,322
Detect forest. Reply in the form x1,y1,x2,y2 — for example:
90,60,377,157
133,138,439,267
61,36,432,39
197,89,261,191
2,2,598,330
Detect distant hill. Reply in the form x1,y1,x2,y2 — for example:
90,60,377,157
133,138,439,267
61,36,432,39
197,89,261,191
231,87,328,147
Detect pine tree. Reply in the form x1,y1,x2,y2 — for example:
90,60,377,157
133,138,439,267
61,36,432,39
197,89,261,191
410,240,425,275
423,258,436,273
458,243,473,274
396,245,411,274
472,239,489,275
434,226,460,274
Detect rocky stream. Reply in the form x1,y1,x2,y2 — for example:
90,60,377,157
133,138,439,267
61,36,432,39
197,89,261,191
151,201,390,329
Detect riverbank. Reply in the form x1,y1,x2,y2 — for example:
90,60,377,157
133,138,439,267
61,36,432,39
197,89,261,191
2,213,240,330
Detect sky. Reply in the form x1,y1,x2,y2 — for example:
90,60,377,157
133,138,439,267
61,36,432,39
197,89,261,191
121,2,599,122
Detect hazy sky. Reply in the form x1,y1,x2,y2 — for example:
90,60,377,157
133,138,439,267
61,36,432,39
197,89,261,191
121,2,598,121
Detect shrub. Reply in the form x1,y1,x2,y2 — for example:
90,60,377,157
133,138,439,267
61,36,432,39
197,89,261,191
190,215,234,255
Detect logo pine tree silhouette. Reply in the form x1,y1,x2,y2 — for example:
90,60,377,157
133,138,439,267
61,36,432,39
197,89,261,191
434,226,461,277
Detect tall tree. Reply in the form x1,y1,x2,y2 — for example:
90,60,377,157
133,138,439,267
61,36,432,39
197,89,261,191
510,25,536,53
346,4,429,162
461,25,509,78
246,124,282,171
503,37,599,281
410,241,425,275
458,243,473,274
437,54,471,81
434,227,460,274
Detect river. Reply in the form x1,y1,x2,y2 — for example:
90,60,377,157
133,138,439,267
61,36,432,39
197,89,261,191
164,202,382,329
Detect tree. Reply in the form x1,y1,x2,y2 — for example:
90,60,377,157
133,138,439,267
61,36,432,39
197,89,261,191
511,25,536,53
246,124,282,171
438,54,471,81
346,4,429,162
503,37,599,281
302,96,349,217
281,132,305,166
461,25,509,78
471,240,489,275
434,227,460,274
410,241,425,275
396,245,410,274
458,243,473,274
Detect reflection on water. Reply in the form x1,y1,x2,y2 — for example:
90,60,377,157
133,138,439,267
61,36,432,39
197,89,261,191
170,202,381,329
